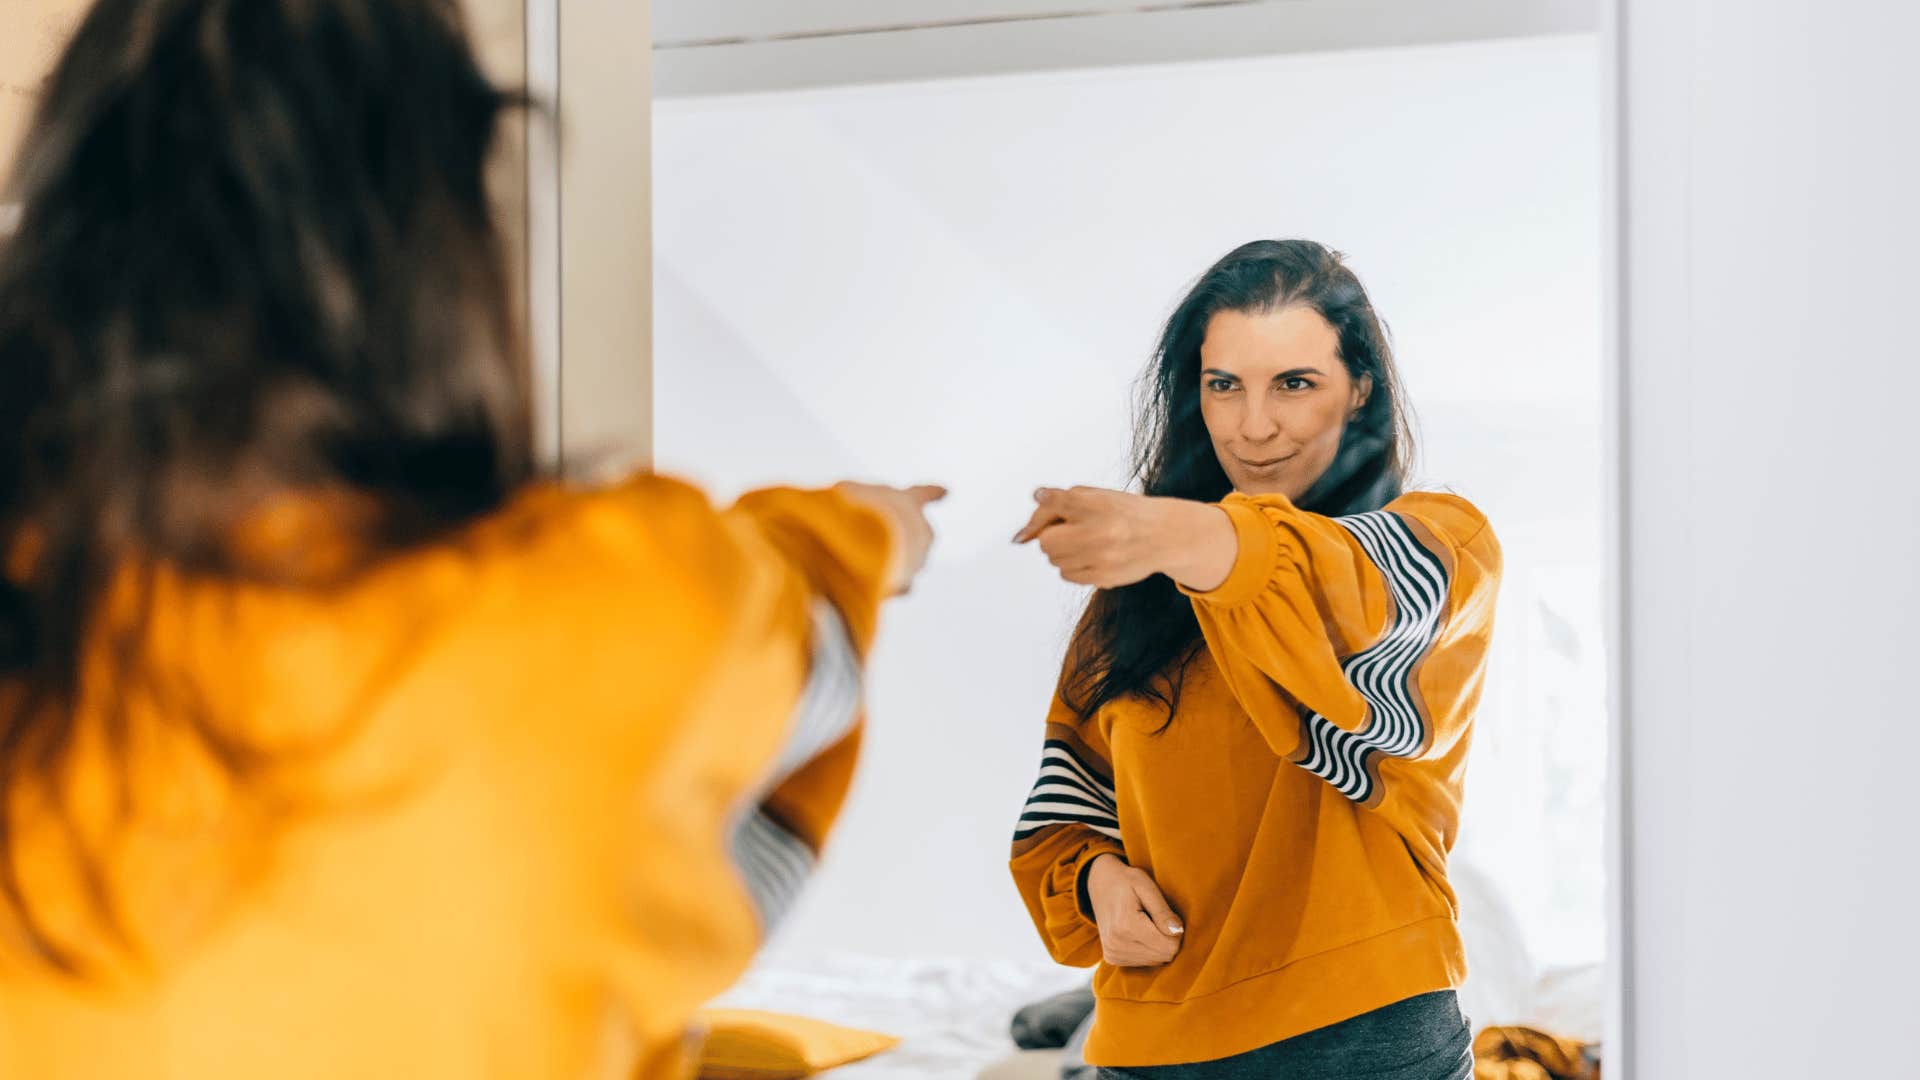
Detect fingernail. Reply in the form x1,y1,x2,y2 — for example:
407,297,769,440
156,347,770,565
1168,922,1184,934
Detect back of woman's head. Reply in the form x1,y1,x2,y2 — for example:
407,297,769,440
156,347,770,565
0,0,532,659
0,0,531,968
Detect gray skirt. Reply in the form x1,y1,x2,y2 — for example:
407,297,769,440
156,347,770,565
1094,990,1473,1080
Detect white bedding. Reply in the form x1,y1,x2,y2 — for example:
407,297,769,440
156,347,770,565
713,950,1603,1079
708,954,1089,1079
711,862,1602,1078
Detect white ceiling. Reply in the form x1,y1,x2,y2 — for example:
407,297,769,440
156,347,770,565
653,1,1291,48
653,0,1599,96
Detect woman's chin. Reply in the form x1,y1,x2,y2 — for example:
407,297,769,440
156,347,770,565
1230,476,1300,500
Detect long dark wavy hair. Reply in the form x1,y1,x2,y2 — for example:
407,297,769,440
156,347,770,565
1062,240,1416,728
0,0,534,970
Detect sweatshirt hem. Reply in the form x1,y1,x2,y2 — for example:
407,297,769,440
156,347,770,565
1083,916,1464,1068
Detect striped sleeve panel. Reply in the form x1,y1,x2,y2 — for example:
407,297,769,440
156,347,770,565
1012,721,1121,847
727,597,862,930
1295,510,1451,807
766,598,862,779
729,807,815,932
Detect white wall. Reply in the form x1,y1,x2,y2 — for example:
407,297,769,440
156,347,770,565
654,35,1604,965
1618,1,1920,1075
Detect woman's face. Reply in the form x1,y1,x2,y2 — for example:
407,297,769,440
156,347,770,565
1197,305,1372,500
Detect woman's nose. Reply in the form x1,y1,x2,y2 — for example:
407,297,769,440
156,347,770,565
1239,402,1281,442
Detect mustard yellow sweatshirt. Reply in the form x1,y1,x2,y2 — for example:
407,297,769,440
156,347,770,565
1009,491,1501,1067
0,475,896,1080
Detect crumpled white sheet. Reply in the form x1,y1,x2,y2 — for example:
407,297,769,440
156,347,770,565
709,947,1605,1078
708,953,1089,1079
1451,861,1606,1043
706,857,1606,1078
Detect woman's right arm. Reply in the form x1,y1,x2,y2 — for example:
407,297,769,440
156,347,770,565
522,474,937,1029
1007,679,1182,968
709,482,940,927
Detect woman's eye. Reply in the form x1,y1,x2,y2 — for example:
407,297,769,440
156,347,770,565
1280,377,1313,392
1206,378,1236,393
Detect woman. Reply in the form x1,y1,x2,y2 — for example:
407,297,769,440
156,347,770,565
0,2,939,1077
1010,240,1500,1079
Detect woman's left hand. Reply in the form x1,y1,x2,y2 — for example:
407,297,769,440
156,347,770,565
1014,486,1238,591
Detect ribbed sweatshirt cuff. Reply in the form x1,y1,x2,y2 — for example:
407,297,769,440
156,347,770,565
1179,497,1281,609
1042,842,1124,960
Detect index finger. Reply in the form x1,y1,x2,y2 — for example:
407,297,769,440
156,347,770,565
1117,909,1177,955
1012,501,1065,544
1130,878,1185,937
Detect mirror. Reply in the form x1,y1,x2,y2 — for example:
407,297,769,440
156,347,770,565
651,4,1609,1078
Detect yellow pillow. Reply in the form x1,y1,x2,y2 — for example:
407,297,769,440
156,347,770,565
694,1008,901,1080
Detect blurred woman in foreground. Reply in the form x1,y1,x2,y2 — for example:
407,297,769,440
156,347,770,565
0,1,937,1076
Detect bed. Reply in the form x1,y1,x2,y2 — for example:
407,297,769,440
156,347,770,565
711,862,1603,1079
708,952,1087,1078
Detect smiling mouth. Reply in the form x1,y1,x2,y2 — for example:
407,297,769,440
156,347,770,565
1238,455,1293,469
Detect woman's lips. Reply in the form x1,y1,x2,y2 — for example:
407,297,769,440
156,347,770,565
1237,454,1293,469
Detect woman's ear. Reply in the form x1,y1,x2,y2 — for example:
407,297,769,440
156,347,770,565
1350,374,1375,420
